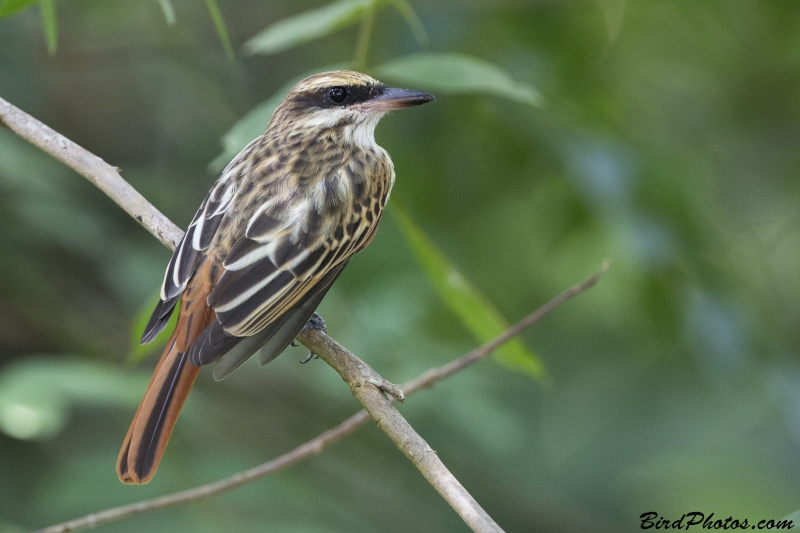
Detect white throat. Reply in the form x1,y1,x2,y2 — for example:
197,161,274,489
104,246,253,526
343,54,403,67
344,111,385,150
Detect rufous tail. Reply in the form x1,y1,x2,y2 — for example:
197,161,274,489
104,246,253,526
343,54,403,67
117,260,216,484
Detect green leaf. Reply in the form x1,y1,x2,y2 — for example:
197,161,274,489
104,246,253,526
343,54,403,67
0,0,36,17
391,205,545,380
0,356,149,440
779,510,799,529
158,0,176,26
205,0,235,61
39,0,57,56
376,53,544,107
242,0,377,56
210,64,346,172
128,292,178,363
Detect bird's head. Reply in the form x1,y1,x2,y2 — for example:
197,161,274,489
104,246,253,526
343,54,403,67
267,70,434,147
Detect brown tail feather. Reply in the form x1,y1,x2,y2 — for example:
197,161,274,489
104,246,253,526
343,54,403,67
117,259,217,484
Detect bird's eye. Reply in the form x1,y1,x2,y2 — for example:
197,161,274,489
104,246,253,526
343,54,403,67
327,86,347,104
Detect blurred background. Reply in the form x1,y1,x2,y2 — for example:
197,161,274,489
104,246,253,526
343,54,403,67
1,1,800,531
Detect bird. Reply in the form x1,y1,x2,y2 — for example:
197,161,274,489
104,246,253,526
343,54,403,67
117,70,434,484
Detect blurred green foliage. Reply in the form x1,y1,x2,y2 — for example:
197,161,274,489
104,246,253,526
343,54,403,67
1,1,800,532
375,52,544,106
0,0,37,18
242,0,378,56
391,203,544,380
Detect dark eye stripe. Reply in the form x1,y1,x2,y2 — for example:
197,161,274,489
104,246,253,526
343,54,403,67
287,83,386,111
342,84,379,105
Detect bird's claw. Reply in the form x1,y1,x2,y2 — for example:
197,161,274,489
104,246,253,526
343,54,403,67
299,351,319,364
299,313,326,363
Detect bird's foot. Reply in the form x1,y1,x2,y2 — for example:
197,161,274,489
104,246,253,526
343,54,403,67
299,352,318,364
303,312,327,333
299,313,327,363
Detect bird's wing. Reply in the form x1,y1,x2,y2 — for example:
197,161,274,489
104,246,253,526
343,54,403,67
212,198,373,335
200,263,346,380
186,196,377,371
140,175,237,344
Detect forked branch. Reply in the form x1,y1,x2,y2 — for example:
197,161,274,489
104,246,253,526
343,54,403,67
0,96,608,533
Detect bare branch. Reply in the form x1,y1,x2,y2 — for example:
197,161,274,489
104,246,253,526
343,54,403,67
298,326,504,533
31,263,606,533
403,259,610,395
1,95,608,533
33,410,372,533
0,97,183,250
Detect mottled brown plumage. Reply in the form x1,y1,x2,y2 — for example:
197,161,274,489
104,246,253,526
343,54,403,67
118,71,433,484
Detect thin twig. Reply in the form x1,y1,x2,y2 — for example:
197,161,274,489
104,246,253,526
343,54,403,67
0,96,183,250
32,411,371,533
0,95,608,533
298,327,505,533
403,259,610,395
32,263,607,533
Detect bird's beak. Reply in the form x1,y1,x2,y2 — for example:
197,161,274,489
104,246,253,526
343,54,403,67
364,87,435,111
